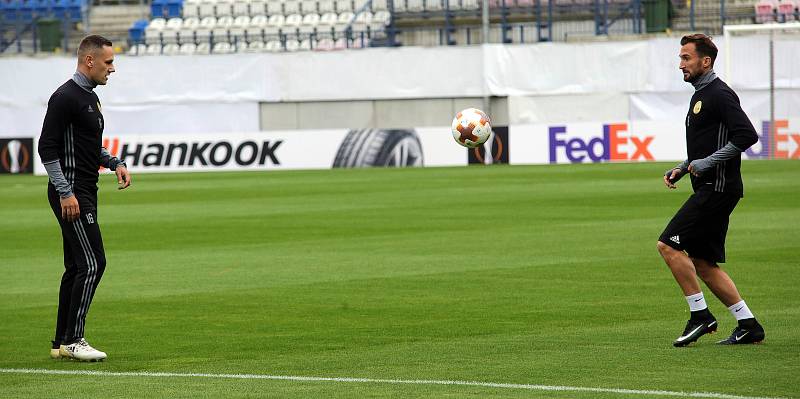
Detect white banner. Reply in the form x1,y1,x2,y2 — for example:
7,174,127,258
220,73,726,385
629,90,800,122
509,120,685,165
0,48,483,107
31,128,469,175
0,105,47,139
22,119,799,176
724,37,800,90
3,36,800,109
508,93,630,124
273,47,485,101
484,42,650,96
0,55,279,108
1,102,260,138
103,103,260,134
509,118,800,165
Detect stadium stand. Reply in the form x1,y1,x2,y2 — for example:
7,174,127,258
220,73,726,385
754,0,775,22
1,0,798,55
122,0,390,52
0,0,85,24
179,40,196,52
1,0,87,53
749,0,800,23
776,0,799,22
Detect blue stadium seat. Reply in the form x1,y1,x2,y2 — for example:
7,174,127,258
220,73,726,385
166,0,183,18
19,0,35,21
31,0,54,17
151,0,166,18
128,18,148,43
66,0,82,21
47,0,82,22
1,0,22,22
52,0,68,19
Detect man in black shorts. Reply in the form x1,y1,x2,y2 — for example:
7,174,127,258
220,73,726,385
38,35,131,361
657,34,763,347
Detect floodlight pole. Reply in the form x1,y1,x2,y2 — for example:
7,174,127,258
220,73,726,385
482,0,489,44
769,29,775,159
481,0,491,117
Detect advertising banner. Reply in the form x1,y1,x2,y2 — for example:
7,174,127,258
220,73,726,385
32,128,473,175
0,138,34,174
510,121,685,165
510,118,800,165
25,119,798,175
747,118,800,160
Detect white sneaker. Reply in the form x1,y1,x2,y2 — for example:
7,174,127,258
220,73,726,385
59,339,107,362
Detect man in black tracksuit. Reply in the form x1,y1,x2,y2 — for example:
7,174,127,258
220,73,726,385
38,35,131,361
657,34,764,347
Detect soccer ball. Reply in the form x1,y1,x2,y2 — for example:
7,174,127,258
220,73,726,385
451,108,492,148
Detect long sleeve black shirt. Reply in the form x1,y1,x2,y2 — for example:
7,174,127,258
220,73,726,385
38,79,105,206
685,78,759,196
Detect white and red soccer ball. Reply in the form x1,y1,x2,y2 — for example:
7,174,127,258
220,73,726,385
451,108,492,148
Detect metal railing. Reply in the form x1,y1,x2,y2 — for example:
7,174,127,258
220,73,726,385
5,0,797,55
126,29,378,54
381,0,647,45
0,1,88,54
1,16,78,54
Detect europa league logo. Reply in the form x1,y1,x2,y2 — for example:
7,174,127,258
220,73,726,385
469,127,509,165
1,139,32,174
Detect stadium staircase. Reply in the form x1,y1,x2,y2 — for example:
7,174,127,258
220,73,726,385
1,0,87,53
0,0,146,54
89,4,148,46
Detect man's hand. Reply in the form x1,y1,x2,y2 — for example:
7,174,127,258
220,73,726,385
664,168,681,189
61,195,80,222
116,166,131,190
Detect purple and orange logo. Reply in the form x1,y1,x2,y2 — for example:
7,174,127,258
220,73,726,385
746,120,800,159
549,123,654,164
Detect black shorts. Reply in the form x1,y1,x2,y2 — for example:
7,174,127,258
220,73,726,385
659,190,741,263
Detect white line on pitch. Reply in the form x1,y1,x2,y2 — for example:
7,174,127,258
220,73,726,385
0,368,790,399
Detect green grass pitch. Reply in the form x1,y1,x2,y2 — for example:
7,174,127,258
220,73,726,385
0,161,798,398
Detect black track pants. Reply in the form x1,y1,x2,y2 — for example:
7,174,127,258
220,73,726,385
47,185,106,345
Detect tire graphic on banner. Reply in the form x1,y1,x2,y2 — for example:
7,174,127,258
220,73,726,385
333,129,424,168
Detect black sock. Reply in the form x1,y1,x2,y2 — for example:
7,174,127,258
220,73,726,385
738,317,758,328
690,308,713,320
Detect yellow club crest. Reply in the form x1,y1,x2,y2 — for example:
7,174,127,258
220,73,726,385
693,101,702,114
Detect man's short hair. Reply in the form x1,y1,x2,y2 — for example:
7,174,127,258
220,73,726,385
681,34,718,66
77,35,113,58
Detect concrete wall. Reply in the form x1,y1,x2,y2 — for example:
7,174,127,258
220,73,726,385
259,97,510,130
